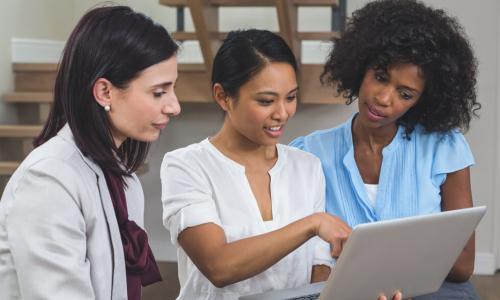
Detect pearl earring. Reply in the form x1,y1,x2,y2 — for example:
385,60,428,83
104,105,111,112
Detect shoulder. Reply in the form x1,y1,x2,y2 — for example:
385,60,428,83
14,136,94,188
280,144,321,163
164,140,207,161
160,140,216,183
279,144,323,173
410,126,470,150
290,119,351,152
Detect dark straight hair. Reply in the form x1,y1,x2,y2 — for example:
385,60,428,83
34,5,178,181
211,29,297,99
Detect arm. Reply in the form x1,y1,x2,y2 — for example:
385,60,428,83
178,212,350,288
6,160,95,299
311,265,331,282
310,160,333,283
440,167,475,282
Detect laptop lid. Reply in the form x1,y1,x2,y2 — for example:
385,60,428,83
319,206,486,300
240,206,486,300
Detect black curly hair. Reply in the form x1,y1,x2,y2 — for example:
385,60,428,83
322,0,480,134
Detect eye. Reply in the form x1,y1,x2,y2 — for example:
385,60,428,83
153,90,166,98
287,94,297,102
257,99,273,106
399,90,414,101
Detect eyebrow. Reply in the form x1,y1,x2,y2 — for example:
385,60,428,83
399,85,420,94
255,87,299,96
151,81,174,89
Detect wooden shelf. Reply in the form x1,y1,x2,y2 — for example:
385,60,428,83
13,63,58,72
3,92,53,104
0,161,20,176
160,0,338,7
0,125,42,138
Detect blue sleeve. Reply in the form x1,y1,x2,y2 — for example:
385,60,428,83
289,136,306,151
431,131,475,186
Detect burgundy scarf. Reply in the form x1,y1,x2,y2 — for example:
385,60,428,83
103,171,162,300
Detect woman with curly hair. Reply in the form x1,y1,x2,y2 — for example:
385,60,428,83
291,0,480,298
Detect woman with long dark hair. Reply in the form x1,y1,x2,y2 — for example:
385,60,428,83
0,5,180,299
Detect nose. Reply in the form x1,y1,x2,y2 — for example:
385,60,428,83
375,86,392,106
163,92,181,116
271,101,288,121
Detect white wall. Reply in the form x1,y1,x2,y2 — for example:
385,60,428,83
2,0,498,273
0,0,74,124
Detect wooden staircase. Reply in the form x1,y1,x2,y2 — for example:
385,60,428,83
1,0,344,193
161,0,344,104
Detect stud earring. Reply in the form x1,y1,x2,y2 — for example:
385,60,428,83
104,104,111,112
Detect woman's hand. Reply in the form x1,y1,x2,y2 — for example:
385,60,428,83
312,212,352,258
378,291,403,300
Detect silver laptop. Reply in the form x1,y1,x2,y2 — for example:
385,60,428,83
240,206,486,300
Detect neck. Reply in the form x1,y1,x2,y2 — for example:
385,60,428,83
352,115,398,153
210,120,277,166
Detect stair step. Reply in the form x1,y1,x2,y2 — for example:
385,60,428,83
12,63,203,73
173,31,338,41
0,125,43,138
3,92,53,104
0,161,20,175
160,0,338,7
13,63,58,72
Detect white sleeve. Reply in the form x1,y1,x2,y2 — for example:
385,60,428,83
5,159,95,300
311,160,333,267
161,152,221,246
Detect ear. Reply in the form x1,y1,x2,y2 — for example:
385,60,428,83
213,83,232,112
93,78,114,109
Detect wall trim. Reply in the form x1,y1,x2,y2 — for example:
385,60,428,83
11,38,65,63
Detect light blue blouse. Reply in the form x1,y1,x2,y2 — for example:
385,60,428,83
290,114,475,228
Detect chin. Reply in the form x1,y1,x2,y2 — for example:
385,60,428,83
132,132,161,143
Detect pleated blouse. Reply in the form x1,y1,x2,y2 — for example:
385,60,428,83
290,114,475,228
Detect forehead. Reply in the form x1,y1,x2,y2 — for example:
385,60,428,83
383,63,426,90
132,56,178,84
241,62,297,91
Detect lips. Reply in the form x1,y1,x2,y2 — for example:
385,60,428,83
153,120,168,129
366,104,387,121
263,124,284,138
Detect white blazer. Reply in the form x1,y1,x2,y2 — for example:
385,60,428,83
0,124,145,300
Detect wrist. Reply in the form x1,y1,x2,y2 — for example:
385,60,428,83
307,212,322,237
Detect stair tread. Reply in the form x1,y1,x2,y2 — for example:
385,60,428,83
160,0,338,7
13,63,58,72
12,63,204,72
0,125,43,138
173,31,338,41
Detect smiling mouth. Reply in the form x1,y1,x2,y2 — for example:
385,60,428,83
263,125,284,137
264,125,283,132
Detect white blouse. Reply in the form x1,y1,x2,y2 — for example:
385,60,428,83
364,183,378,208
161,139,331,300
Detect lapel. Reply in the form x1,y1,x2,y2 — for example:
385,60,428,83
57,125,127,300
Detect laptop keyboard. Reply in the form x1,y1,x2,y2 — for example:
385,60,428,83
285,293,320,300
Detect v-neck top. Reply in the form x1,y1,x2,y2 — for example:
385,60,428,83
161,138,331,300
290,114,475,228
